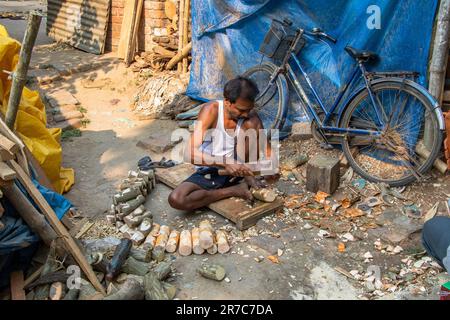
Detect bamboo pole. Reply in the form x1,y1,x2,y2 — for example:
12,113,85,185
182,0,190,73
166,42,192,70
426,0,450,145
5,11,42,129
177,0,185,72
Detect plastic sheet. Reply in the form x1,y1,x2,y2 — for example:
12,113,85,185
186,0,438,132
0,24,74,193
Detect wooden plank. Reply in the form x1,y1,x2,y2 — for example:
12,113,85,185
24,266,45,288
117,0,138,60
0,162,16,180
8,160,106,295
156,164,283,230
0,134,19,154
10,271,26,300
125,0,144,66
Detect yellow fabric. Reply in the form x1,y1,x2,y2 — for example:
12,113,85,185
0,25,74,193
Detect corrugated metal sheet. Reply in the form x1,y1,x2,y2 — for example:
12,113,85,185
46,0,110,54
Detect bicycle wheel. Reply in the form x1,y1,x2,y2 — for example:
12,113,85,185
242,62,289,130
340,80,443,186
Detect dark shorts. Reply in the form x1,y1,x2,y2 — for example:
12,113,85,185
184,167,243,190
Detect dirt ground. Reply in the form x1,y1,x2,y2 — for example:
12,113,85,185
14,35,450,300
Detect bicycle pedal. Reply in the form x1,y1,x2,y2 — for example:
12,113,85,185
319,143,334,150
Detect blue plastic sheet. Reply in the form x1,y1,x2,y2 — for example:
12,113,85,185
186,0,438,131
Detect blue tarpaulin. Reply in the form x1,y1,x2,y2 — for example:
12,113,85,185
186,0,438,129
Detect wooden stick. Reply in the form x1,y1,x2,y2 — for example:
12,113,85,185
5,12,42,129
191,227,204,254
23,266,44,288
9,160,106,295
166,42,192,70
165,230,180,253
182,0,190,72
177,0,185,72
178,229,192,256
10,271,26,300
125,0,144,66
199,220,214,249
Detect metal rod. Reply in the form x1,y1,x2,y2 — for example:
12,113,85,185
5,11,42,129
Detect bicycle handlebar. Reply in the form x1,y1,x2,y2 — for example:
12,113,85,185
303,29,337,43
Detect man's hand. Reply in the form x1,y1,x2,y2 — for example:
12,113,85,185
244,176,267,189
223,163,254,177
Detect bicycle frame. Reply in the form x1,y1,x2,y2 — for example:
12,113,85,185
285,51,383,137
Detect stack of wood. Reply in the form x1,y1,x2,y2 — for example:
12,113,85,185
107,169,156,246
131,45,176,72
132,71,190,119
0,119,105,299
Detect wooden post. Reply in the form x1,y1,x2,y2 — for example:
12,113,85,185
182,0,190,73
5,12,42,129
426,0,450,145
177,0,185,72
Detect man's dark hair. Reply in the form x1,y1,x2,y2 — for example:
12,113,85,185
223,76,259,103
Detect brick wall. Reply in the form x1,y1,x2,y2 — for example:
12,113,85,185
106,0,180,53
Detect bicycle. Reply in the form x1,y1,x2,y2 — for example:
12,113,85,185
243,18,445,187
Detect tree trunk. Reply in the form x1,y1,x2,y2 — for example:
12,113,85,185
122,256,150,276
143,272,168,300
153,261,172,281
103,278,144,300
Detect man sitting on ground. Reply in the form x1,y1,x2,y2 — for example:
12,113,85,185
168,76,278,211
422,216,450,275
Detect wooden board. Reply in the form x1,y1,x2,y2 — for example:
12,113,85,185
9,160,106,295
117,0,140,61
156,164,283,230
10,271,26,300
125,0,144,66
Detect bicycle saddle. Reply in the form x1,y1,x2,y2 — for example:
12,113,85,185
345,46,378,61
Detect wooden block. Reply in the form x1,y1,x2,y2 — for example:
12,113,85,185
156,164,283,230
0,162,16,180
0,134,19,154
306,155,340,194
10,271,26,300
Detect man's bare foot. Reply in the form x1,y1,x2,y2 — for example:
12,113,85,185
229,183,253,200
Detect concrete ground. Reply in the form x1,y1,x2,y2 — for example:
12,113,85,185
3,6,445,298
0,1,52,46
